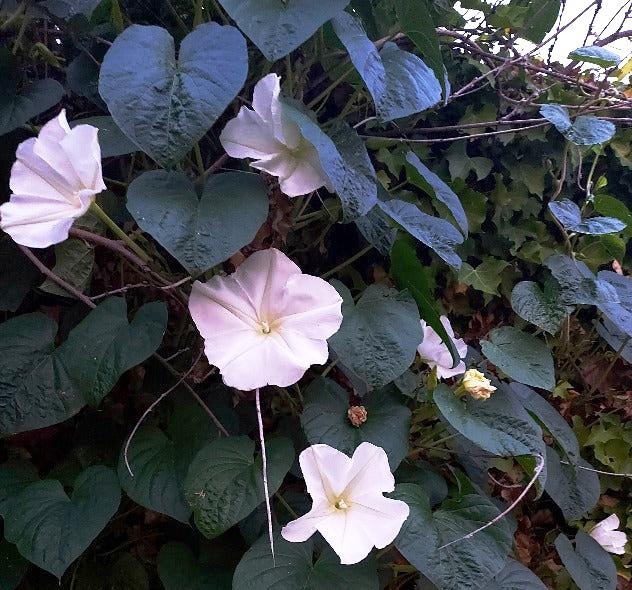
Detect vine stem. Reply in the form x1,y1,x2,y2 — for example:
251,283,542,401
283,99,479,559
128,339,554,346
437,454,545,550
320,245,373,279
89,202,151,263
255,388,275,564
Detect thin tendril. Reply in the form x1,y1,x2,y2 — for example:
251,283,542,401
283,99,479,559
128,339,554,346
256,388,276,564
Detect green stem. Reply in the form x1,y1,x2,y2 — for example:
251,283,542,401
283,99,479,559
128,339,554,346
275,493,299,519
89,202,151,263
320,245,373,279
306,65,356,110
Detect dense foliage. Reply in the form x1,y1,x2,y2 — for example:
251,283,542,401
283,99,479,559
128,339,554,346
1,1,631,589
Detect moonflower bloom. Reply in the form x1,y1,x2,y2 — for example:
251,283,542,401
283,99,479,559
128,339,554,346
589,514,628,555
281,442,409,564
417,316,468,379
188,248,343,391
461,368,496,400
0,110,105,248
219,73,332,197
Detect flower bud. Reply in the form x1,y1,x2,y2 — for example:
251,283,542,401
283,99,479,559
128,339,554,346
347,405,368,427
461,369,496,400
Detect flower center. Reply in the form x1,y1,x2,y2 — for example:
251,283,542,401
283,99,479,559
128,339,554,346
260,321,272,335
334,497,350,511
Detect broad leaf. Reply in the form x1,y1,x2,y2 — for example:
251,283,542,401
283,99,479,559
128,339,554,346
70,116,138,158
548,199,626,234
218,0,351,61
3,466,120,579
540,104,572,133
301,377,411,469
328,282,422,389
0,539,29,590
520,0,561,44
555,532,617,590
489,558,547,589
458,258,509,296
0,460,39,517
233,533,379,590
0,237,40,312
394,460,448,507
184,436,294,539
99,23,247,167
355,206,397,255
127,170,269,275
158,542,231,590
596,270,632,337
596,319,632,363
0,78,64,136
511,280,568,335
568,45,620,68
540,104,616,145
481,326,555,391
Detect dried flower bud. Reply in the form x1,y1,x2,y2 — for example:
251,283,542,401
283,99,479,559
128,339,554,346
347,405,368,427
461,369,496,400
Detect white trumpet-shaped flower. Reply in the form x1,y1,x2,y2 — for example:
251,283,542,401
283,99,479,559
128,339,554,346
0,110,105,248
281,442,410,565
417,316,468,379
219,73,332,197
589,514,628,555
188,248,343,391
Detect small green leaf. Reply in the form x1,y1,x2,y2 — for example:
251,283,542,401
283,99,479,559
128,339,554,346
511,280,568,335
158,542,231,590
555,532,617,590
3,466,120,579
541,104,616,145
481,326,555,391
548,199,626,234
458,258,509,295
568,45,620,68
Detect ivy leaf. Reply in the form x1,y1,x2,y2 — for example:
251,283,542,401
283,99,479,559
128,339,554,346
127,170,269,276
594,194,632,238
511,280,568,335
0,78,64,136
70,116,137,158
0,539,29,590
99,24,247,167
184,436,294,539
555,532,617,590
218,0,351,61
301,377,411,469
489,558,548,589
157,542,231,590
379,198,463,268
3,466,120,579
458,258,509,296
328,282,422,390
233,533,379,590
548,199,626,234
481,326,555,391
568,45,620,68
445,141,493,182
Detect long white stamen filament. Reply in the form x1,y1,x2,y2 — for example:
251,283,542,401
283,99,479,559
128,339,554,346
255,387,275,563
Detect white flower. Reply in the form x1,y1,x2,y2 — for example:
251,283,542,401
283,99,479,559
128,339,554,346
281,442,409,565
461,368,496,400
188,248,343,391
417,316,467,379
590,514,628,555
0,110,105,248
219,73,332,197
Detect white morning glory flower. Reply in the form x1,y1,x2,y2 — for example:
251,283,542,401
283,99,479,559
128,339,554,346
417,315,468,379
590,514,628,555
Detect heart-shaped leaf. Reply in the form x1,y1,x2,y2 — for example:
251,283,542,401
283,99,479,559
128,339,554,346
511,280,568,334
158,542,232,590
184,436,294,539
99,23,247,167
548,199,626,235
489,559,548,589
3,466,120,579
218,0,351,61
127,170,269,276
555,532,617,590
540,105,616,145
0,236,41,312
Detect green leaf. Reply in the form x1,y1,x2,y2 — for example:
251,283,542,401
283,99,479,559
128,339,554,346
184,436,294,539
405,151,468,234
568,45,620,68
481,326,555,391
328,282,422,389
0,539,29,590
544,447,599,522
110,554,150,590
218,0,351,61
301,377,411,469
394,460,448,507
511,280,568,335
433,384,546,482
541,104,616,145
0,460,39,517
157,542,231,590
520,0,561,44
548,199,626,234
0,236,40,312
379,198,463,268
0,78,64,136
3,466,120,579
489,558,547,589
127,170,269,275
555,532,617,590
232,533,379,590
594,194,632,238
281,102,377,220
99,24,247,167
458,258,509,296
596,319,632,363
445,141,493,182
393,484,514,590
390,239,460,367
41,0,101,18
595,270,632,338
332,12,441,120
70,116,138,158
355,206,397,255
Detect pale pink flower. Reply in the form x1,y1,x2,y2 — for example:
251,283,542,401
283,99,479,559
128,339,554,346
0,110,105,247
417,316,468,379
188,248,343,391
281,442,409,565
219,73,332,197
590,515,628,555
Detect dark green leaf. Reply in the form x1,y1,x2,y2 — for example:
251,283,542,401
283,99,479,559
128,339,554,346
541,105,616,145
555,532,617,590
328,282,421,389
596,271,632,338
520,0,561,44
158,542,231,590
489,558,547,589
511,280,568,335
0,79,64,136
99,24,247,167
0,460,39,517
568,45,620,68
394,461,448,507
355,206,397,255
127,170,269,275
70,116,138,158
548,199,626,234
41,0,101,17
0,236,40,312
596,319,632,363
3,466,120,579
0,539,29,590
458,258,509,296
481,327,555,391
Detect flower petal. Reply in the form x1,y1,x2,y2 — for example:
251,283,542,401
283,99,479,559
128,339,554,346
299,444,351,502
61,124,106,191
278,148,331,197
220,107,282,160
346,494,409,550
280,501,334,543
317,510,374,565
344,442,395,498
251,73,279,124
